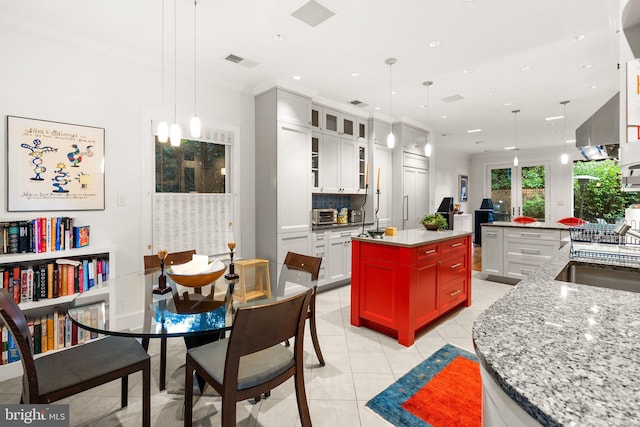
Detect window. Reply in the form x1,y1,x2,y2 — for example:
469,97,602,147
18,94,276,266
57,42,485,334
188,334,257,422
155,138,229,193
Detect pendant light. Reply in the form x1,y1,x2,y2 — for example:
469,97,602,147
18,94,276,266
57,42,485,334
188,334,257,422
423,80,433,157
157,0,169,143
169,0,182,147
560,100,570,164
512,109,520,167
385,58,397,149
189,0,201,138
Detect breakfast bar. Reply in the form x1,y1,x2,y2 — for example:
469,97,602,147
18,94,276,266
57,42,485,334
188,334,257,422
350,229,472,346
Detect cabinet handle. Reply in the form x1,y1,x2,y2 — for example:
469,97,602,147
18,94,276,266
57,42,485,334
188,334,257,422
520,269,534,275
450,263,462,269
449,289,462,297
450,242,462,248
424,249,436,255
487,232,497,237
520,248,541,255
520,233,541,238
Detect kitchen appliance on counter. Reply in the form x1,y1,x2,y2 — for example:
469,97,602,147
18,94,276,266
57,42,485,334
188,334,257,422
350,210,363,223
312,208,337,225
436,197,455,230
474,198,495,245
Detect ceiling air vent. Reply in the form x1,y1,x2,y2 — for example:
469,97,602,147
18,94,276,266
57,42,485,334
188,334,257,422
224,54,261,69
225,54,244,64
291,0,335,27
441,94,465,103
349,100,368,107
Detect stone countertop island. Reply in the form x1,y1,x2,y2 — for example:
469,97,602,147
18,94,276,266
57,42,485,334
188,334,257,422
473,244,640,426
351,229,472,346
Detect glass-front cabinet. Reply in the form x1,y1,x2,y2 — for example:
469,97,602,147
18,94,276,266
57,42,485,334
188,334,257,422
358,144,367,191
311,132,320,191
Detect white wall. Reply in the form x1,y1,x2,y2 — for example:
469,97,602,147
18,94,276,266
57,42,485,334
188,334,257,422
0,15,255,274
431,145,472,214
469,145,577,222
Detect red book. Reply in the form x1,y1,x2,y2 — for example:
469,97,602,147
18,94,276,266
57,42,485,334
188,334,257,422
2,270,8,291
40,217,47,253
12,267,20,303
67,265,74,295
71,321,78,346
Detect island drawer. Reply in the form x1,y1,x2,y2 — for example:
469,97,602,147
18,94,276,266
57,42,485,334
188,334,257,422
415,243,439,262
439,254,467,283
503,256,547,279
504,237,559,258
503,228,562,241
439,276,467,313
440,236,468,257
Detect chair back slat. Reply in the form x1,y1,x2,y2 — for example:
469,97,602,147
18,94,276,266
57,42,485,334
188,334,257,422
283,252,322,282
227,290,311,358
0,289,38,402
143,249,196,271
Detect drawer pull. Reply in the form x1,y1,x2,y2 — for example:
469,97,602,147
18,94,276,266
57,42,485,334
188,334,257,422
450,263,462,269
424,249,436,255
487,232,498,237
450,242,463,248
449,289,462,297
520,248,541,255
520,232,541,238
520,269,534,275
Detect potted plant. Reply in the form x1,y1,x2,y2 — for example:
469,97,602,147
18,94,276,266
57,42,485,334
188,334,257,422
420,213,449,231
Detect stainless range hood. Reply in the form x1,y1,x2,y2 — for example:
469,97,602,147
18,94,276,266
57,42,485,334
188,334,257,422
575,92,620,160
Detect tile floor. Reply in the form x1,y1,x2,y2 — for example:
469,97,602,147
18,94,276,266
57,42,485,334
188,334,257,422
0,272,512,426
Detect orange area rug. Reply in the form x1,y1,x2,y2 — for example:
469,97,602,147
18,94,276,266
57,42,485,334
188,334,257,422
366,344,481,426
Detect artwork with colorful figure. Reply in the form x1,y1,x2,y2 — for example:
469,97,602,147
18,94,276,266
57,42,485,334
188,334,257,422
8,116,105,211
20,138,58,181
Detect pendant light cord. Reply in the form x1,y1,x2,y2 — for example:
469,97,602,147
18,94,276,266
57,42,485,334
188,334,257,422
173,0,177,123
193,0,197,115
389,63,393,122
161,0,165,120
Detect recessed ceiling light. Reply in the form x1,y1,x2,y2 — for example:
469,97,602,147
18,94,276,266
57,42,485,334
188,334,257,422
504,102,512,106
420,104,426,108
442,115,447,119
463,68,474,74
351,72,360,77
545,115,564,121
582,64,592,69
391,90,397,95
374,106,381,111
574,34,586,42
467,128,482,133
589,85,597,89
292,75,302,80
520,66,532,72
504,146,517,150
566,139,576,143
429,40,441,48
273,34,286,41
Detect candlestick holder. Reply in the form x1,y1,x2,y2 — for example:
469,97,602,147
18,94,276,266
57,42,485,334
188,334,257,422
224,241,240,297
358,184,369,237
153,249,173,295
367,189,385,239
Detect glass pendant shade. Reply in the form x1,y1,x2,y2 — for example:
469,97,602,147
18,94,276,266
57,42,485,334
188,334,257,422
424,142,432,157
387,132,395,149
190,116,201,138
561,152,569,164
560,100,570,165
170,123,181,146
157,121,169,143
513,153,519,166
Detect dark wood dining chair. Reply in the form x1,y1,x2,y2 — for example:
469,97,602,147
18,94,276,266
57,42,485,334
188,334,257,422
184,289,313,427
143,249,196,391
280,251,325,366
0,289,151,426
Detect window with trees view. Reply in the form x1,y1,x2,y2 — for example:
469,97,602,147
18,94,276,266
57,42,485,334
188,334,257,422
573,159,638,222
490,164,547,221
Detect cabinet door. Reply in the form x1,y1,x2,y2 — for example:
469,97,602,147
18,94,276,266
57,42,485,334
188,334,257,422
277,90,311,127
327,233,347,282
321,134,340,193
341,113,357,140
403,167,429,229
313,233,328,286
481,227,503,275
357,119,368,142
277,231,312,284
277,122,311,233
311,104,323,131
414,260,439,326
357,144,367,192
374,144,393,226
311,132,321,191
340,138,358,193
323,107,340,136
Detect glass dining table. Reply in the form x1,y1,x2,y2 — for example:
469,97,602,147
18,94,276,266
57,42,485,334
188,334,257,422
67,265,302,392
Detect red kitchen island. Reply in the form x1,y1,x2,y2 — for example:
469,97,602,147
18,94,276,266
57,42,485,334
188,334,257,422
351,229,472,346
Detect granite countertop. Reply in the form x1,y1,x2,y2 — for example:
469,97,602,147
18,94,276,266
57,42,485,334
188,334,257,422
351,228,472,248
473,244,640,426
482,221,571,231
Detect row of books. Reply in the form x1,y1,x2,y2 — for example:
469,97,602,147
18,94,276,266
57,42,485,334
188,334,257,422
1,218,90,254
0,257,109,304
2,304,105,364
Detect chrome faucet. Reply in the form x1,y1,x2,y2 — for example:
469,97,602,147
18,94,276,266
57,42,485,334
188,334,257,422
613,221,640,240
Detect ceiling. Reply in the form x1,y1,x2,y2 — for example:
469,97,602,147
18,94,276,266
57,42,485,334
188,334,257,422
3,0,623,154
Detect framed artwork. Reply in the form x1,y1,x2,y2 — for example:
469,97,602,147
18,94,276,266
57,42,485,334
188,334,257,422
7,116,105,211
458,174,468,202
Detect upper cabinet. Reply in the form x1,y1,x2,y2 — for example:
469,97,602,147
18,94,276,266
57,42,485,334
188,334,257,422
311,103,368,194
278,90,312,127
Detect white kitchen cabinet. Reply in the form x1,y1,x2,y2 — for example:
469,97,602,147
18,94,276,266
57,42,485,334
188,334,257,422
311,132,320,191
312,232,328,286
454,214,473,232
326,229,357,283
323,107,357,140
255,87,312,286
316,133,359,194
482,227,504,276
357,118,368,142
370,119,393,228
402,165,429,230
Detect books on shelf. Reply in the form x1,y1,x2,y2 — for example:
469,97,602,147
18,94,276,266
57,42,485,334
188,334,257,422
1,217,88,254
0,256,109,304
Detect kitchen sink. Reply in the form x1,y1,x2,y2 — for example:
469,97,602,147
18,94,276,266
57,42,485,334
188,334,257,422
554,261,640,293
